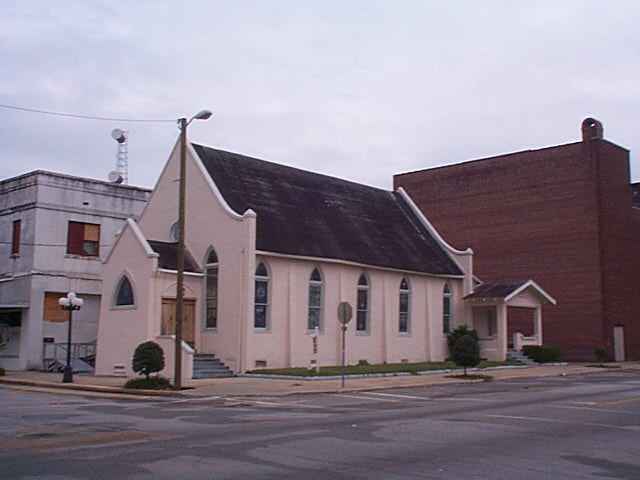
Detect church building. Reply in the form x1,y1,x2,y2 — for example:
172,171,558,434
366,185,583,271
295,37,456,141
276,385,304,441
95,141,554,379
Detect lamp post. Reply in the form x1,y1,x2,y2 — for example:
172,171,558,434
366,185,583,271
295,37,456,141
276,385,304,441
58,292,83,383
174,109,212,389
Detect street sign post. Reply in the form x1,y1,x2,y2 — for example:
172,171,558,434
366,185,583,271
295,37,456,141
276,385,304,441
337,301,353,388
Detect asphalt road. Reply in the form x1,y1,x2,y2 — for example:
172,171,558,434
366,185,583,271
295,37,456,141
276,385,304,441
2,370,640,479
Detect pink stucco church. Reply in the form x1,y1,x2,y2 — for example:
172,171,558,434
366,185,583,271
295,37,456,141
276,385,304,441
95,140,555,380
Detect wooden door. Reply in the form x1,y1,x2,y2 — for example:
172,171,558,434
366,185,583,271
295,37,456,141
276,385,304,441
161,298,196,346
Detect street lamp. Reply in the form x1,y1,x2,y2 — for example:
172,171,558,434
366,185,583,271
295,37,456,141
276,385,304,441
58,292,83,383
174,109,212,389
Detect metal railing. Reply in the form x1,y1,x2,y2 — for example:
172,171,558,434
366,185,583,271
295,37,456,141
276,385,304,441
42,341,96,372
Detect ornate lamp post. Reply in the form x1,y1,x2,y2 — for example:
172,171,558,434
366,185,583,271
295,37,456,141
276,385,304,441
58,292,83,383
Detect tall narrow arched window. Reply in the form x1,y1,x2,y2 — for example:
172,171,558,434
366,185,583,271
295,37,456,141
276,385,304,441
205,248,219,329
356,273,369,332
114,275,134,306
308,267,323,330
254,262,269,329
399,278,410,333
443,283,452,334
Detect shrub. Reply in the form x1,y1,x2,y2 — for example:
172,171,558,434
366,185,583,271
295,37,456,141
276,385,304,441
594,347,608,364
124,376,171,390
451,334,481,375
447,325,479,356
522,345,561,363
132,341,165,379
357,359,370,366
0,367,5,376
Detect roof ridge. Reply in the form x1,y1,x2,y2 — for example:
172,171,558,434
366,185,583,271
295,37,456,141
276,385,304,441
191,143,391,194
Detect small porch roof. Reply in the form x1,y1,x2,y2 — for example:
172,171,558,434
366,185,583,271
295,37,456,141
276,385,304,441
464,279,556,305
147,240,202,274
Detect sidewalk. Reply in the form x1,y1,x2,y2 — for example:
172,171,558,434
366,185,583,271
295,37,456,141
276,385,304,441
1,362,638,399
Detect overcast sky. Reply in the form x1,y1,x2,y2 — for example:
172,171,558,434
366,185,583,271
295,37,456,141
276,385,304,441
1,1,638,189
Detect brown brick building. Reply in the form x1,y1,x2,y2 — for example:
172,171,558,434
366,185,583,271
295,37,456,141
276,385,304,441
394,119,640,361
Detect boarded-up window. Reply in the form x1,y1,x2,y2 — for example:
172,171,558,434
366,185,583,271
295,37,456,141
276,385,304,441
11,220,21,255
43,292,68,323
67,222,100,256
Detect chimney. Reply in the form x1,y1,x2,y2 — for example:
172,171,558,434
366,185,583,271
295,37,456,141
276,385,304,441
581,117,604,142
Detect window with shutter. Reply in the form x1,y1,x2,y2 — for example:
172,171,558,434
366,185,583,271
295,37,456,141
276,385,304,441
67,222,100,256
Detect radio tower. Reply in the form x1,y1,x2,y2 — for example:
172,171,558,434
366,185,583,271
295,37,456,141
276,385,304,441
109,129,129,184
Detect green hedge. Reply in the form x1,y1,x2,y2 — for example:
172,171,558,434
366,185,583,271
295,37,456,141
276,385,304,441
522,345,562,363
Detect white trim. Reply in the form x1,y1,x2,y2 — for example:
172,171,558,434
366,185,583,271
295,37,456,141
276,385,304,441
0,304,29,309
255,250,465,280
103,218,158,264
155,335,195,354
157,268,205,277
396,187,473,257
188,143,256,221
505,280,557,305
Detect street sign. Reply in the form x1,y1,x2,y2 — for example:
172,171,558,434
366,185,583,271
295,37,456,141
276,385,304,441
337,302,353,325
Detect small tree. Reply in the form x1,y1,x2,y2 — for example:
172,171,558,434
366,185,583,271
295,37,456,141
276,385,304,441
132,341,165,379
452,334,481,376
594,347,608,365
447,325,479,356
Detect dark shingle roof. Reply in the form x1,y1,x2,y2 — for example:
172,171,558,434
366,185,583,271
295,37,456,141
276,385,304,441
464,280,528,300
147,240,201,273
193,145,463,276
633,182,640,208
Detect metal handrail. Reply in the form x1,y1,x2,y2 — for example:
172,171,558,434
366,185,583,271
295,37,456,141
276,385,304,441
42,341,96,370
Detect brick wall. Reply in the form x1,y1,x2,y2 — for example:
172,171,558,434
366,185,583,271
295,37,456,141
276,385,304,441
395,136,637,361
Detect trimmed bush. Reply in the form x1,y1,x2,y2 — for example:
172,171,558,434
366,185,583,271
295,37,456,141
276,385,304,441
124,376,171,390
0,367,5,376
594,347,608,364
451,334,481,375
132,341,165,379
522,345,561,363
447,325,479,356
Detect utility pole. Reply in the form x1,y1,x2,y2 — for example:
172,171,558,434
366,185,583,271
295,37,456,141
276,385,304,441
174,117,187,389
173,110,212,389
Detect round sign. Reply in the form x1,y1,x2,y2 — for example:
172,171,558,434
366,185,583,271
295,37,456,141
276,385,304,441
337,301,353,325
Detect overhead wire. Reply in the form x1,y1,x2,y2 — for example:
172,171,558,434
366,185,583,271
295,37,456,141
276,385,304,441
0,103,177,123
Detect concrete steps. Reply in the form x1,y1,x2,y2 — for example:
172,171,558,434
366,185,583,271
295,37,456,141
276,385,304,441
192,354,234,379
507,350,537,365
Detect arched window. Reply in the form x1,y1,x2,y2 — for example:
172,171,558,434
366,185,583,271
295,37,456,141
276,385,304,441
399,278,410,333
254,262,269,329
356,273,369,332
114,276,134,306
443,283,452,334
308,267,323,330
205,248,219,329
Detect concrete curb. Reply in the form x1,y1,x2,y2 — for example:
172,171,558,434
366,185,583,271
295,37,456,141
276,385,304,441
0,377,185,398
239,364,546,381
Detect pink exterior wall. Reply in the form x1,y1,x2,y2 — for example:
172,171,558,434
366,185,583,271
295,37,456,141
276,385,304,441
243,255,467,371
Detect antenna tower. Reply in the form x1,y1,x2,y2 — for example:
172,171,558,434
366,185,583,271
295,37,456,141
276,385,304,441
110,129,129,184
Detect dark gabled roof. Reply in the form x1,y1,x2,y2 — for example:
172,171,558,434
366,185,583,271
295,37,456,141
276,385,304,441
193,144,463,276
147,240,201,273
633,182,640,208
464,280,528,300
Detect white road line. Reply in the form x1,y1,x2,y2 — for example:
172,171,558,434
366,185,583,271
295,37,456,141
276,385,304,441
485,414,638,431
435,397,497,402
164,395,221,404
362,392,431,401
549,405,640,416
334,394,401,403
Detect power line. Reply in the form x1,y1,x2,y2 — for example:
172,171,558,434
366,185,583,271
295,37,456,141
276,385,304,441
0,103,177,123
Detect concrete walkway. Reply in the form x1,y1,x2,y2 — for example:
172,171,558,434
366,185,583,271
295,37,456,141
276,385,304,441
1,362,638,398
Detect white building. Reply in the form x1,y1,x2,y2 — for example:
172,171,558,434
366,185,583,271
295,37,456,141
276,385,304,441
96,141,555,381
0,171,150,371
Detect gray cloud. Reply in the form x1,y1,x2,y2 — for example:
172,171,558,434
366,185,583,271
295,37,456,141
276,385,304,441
1,1,638,190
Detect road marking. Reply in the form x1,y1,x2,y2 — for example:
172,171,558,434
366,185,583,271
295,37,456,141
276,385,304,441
223,397,327,409
334,394,401,403
436,397,497,403
598,396,640,406
549,405,640,416
485,414,638,431
362,392,431,401
164,395,221,404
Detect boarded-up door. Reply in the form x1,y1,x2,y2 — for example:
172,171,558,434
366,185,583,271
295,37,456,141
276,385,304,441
161,298,195,346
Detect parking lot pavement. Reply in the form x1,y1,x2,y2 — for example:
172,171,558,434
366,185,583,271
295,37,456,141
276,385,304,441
2,371,640,479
